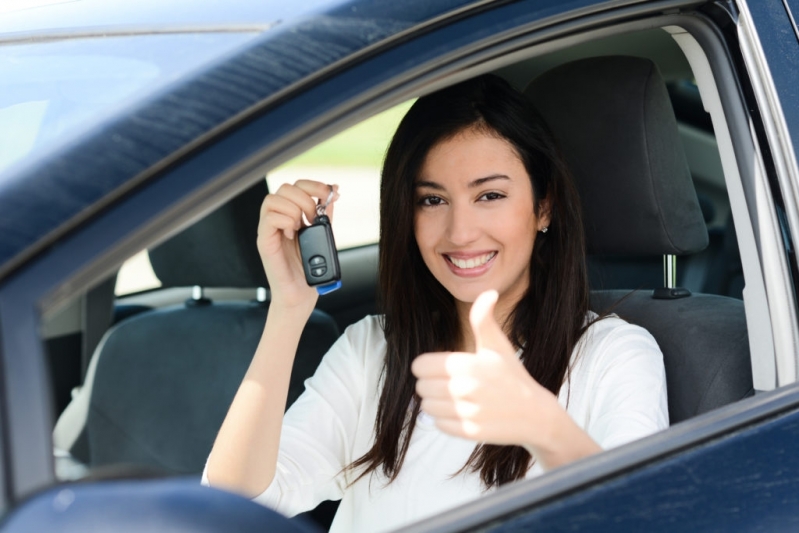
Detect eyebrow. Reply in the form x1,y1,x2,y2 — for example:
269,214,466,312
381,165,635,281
415,174,511,190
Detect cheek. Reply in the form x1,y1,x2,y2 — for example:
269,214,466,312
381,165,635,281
495,208,538,260
413,213,437,254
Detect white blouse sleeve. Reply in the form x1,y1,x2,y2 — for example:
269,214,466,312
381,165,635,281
203,316,381,517
255,317,380,516
581,319,669,450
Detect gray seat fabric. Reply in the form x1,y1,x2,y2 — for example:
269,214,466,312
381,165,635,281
87,303,338,473
57,181,340,473
588,194,719,293
526,56,754,423
591,291,751,423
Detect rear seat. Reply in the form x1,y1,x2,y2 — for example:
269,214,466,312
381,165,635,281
53,181,340,475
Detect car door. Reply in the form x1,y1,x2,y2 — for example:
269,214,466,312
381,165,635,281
1,0,798,531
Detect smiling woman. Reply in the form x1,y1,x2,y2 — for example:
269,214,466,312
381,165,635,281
2,0,793,530
413,131,544,315
203,74,668,532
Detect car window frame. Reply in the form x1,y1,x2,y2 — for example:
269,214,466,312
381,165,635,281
0,0,796,517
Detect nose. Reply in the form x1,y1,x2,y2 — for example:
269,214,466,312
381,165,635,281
445,201,480,246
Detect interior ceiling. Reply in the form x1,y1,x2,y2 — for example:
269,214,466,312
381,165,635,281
495,28,693,91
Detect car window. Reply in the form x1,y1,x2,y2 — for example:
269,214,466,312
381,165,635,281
115,250,160,296
114,100,413,296
33,13,791,533
267,100,414,249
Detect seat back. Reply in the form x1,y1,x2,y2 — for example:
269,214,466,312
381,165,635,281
55,181,340,473
526,56,753,423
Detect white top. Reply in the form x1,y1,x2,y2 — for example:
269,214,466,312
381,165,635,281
204,314,668,532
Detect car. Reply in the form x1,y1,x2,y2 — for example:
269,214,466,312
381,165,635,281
1,0,799,530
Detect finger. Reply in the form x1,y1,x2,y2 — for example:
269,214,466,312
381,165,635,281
262,195,305,233
411,352,476,378
435,419,482,440
415,378,450,399
469,290,515,357
416,376,479,399
262,212,300,240
293,180,339,210
273,183,319,224
421,398,480,419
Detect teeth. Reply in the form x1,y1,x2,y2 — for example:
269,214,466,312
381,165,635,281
448,252,495,269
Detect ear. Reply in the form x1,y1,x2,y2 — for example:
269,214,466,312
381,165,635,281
537,196,552,231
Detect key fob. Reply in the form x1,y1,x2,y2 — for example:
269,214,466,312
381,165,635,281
298,214,342,295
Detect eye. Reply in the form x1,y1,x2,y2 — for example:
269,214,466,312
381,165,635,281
479,191,506,201
417,195,445,207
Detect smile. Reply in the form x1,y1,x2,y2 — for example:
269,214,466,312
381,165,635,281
444,251,497,270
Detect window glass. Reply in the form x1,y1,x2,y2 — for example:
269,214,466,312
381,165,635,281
115,100,413,295
115,250,160,295
267,100,414,249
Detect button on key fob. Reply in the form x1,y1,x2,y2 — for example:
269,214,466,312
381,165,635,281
298,192,341,295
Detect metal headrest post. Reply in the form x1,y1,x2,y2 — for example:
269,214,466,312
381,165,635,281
664,254,677,289
186,285,212,307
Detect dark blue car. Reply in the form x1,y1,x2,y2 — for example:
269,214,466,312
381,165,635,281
2,0,799,530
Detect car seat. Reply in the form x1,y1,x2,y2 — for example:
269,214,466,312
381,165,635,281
53,181,340,473
525,56,754,423
587,193,719,292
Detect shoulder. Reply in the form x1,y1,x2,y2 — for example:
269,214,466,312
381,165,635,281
574,312,663,376
339,315,385,349
568,313,669,447
323,315,386,371
582,311,660,351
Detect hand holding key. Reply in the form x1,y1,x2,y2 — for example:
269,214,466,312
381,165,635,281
258,180,339,311
298,187,342,295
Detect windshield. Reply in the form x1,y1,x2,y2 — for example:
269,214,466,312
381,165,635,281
0,31,261,176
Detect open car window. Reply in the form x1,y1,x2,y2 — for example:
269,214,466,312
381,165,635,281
8,2,798,531
114,102,411,297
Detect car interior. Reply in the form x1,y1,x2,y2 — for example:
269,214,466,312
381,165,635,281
40,22,759,530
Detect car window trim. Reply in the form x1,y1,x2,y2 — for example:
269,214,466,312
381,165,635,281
0,0,791,509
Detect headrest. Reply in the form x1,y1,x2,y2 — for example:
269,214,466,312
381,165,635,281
149,181,268,288
525,56,708,255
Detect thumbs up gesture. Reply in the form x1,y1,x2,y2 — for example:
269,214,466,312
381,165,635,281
411,290,560,448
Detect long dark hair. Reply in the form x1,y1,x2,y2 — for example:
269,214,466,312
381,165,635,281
349,74,590,488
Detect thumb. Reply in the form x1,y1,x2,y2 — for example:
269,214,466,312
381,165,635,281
469,290,515,358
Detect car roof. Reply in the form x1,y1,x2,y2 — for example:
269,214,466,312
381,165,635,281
0,0,624,281
0,0,331,34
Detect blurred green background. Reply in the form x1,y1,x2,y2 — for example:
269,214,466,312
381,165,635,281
280,100,414,168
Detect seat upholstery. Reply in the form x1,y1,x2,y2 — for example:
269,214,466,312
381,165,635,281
526,56,754,423
55,181,340,473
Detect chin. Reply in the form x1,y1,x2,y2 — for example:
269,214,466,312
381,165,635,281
441,283,490,306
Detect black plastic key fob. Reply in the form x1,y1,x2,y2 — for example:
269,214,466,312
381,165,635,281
298,214,342,295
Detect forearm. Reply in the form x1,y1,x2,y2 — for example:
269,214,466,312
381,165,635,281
523,405,601,471
205,300,313,497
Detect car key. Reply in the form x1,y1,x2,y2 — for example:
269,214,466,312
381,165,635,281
298,186,342,295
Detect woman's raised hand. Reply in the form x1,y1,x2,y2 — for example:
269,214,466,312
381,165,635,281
411,291,558,446
257,179,338,311
411,290,602,470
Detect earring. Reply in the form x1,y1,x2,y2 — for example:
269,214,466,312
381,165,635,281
540,227,548,234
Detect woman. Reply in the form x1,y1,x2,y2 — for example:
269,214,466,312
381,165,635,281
204,75,668,531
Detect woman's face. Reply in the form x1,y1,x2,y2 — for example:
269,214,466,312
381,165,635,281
414,127,550,314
